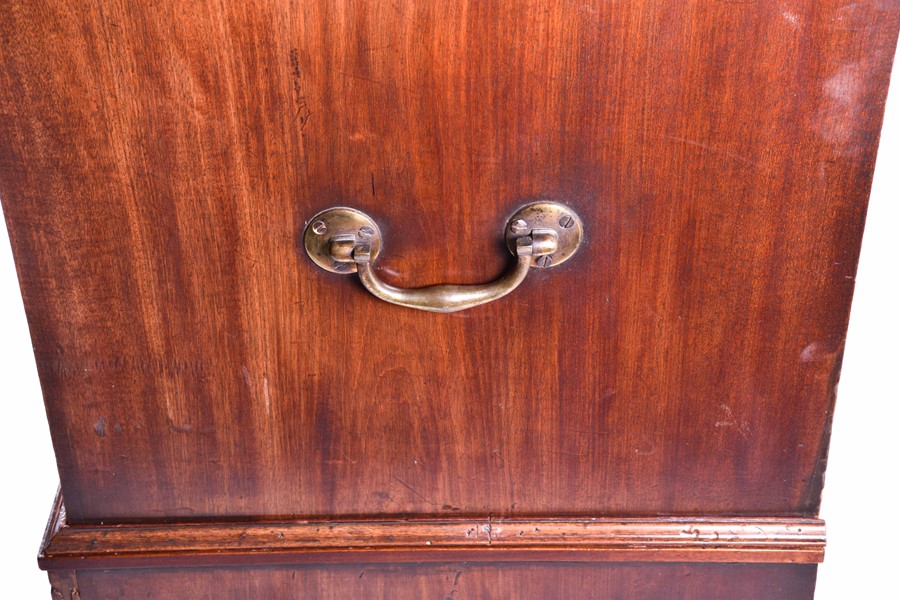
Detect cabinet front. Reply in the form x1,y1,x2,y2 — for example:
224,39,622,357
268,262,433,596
1,1,897,597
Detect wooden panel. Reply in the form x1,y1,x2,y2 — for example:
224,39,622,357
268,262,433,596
1,1,898,523
71,563,819,600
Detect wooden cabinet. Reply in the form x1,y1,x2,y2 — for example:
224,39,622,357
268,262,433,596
2,1,898,598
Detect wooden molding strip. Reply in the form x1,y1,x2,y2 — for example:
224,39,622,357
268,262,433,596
39,493,825,570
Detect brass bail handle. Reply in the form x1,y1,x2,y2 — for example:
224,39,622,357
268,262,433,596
302,201,583,313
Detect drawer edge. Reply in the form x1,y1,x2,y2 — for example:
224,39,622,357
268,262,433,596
38,489,825,570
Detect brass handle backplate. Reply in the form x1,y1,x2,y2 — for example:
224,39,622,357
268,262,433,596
302,201,583,313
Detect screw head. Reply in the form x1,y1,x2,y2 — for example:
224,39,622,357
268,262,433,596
536,255,553,268
312,220,328,235
332,261,352,273
558,214,575,229
358,225,375,239
510,219,528,235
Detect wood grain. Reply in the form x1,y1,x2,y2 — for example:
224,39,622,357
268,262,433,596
1,1,898,526
38,494,825,570
47,570,79,600
68,563,819,600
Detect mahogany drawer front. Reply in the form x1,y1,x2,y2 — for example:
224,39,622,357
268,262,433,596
1,0,898,597
2,0,896,524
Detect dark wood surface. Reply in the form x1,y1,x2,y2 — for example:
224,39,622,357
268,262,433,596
68,563,818,600
1,1,898,526
47,570,78,600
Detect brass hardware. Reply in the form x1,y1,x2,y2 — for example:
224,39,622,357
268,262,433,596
303,207,382,274
302,201,583,313
503,201,583,268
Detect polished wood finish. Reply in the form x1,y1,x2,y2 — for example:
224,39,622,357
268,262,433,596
1,0,898,598
2,0,897,525
39,493,825,570
71,564,819,600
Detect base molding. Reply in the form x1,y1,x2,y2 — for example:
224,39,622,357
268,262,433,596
39,491,825,571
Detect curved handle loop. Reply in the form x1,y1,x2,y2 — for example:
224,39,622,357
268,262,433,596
352,235,548,313
303,202,582,313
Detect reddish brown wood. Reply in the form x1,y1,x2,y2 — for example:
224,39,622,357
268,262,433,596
2,0,896,525
38,494,825,570
68,563,818,600
1,1,898,598
47,570,79,600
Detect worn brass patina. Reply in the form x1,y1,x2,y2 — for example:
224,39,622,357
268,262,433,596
303,201,583,313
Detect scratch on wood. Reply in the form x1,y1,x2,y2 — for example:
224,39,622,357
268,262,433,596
391,474,433,504
290,48,313,129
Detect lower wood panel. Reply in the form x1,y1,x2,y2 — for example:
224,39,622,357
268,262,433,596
69,563,818,600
